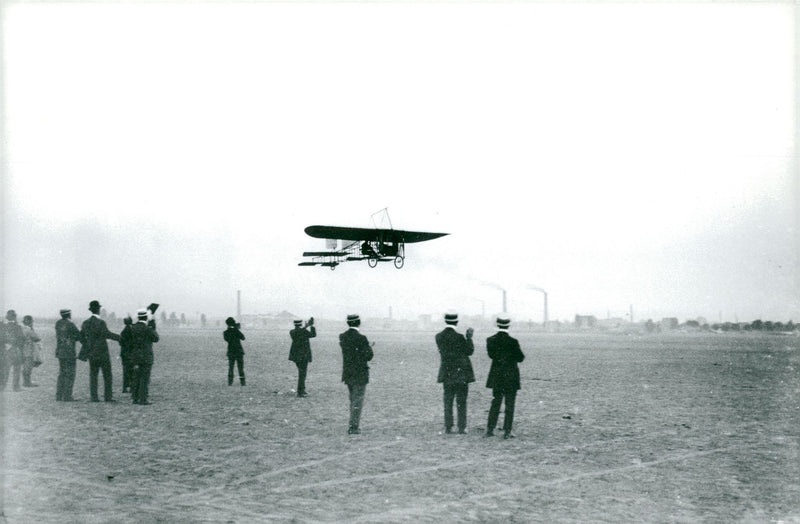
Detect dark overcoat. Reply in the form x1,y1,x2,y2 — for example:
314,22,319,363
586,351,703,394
339,328,373,386
129,321,159,365
223,327,245,358
55,318,81,359
289,326,316,363
435,327,476,385
485,331,525,391
79,316,120,361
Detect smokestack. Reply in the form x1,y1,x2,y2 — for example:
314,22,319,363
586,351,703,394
543,291,548,324
502,289,507,313
237,290,241,319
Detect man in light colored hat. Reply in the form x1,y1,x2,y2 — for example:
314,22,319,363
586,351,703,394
435,310,475,434
484,314,525,439
130,308,160,405
288,317,316,397
55,308,81,401
80,300,121,402
339,314,374,434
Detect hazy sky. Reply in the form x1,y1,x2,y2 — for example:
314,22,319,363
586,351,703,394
2,2,797,324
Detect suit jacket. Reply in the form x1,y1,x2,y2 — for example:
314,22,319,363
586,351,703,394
55,318,82,359
485,331,525,391
223,327,245,358
289,326,316,363
80,316,120,362
129,321,159,365
435,327,475,384
339,328,373,386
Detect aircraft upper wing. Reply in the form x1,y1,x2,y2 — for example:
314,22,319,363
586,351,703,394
304,225,448,244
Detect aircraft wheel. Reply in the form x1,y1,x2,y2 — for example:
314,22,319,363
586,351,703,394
394,256,404,269
368,258,378,268
330,265,336,271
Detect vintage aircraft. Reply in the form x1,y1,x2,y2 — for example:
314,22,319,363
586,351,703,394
299,217,448,270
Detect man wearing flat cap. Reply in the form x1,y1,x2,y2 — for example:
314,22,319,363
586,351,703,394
485,315,525,439
80,300,120,402
435,311,475,434
289,317,316,397
55,309,82,401
339,314,373,434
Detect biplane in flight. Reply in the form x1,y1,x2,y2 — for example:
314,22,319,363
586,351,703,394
299,211,448,270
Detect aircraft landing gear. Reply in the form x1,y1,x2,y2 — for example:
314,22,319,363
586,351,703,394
368,258,378,268
394,256,404,269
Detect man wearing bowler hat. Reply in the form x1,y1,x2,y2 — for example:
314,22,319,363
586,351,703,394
55,308,82,401
435,311,475,434
339,314,373,434
80,300,120,402
484,314,525,439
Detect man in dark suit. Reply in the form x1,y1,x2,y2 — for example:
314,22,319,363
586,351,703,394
339,314,373,434
130,308,159,405
55,308,82,401
435,311,475,434
223,317,246,386
289,317,316,397
118,316,135,393
484,315,525,439
80,300,121,402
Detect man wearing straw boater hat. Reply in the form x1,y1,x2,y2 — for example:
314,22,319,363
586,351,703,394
435,310,475,434
339,314,374,434
130,308,159,405
55,308,81,401
289,316,316,397
484,314,525,439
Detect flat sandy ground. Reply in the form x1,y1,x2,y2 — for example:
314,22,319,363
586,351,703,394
2,327,799,523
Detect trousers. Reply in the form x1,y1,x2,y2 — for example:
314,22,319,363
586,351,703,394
487,388,517,432
132,363,152,404
443,383,469,431
56,358,77,400
228,355,244,384
89,358,113,401
295,361,308,394
347,383,366,429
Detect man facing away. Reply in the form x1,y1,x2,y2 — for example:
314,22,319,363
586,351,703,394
289,317,316,397
55,308,81,401
339,314,373,435
80,300,121,402
2,310,25,392
435,311,475,434
485,314,525,439
129,308,159,405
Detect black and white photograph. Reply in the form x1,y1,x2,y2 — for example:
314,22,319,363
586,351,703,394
2,1,798,522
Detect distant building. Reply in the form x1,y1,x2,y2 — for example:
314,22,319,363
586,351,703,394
574,315,597,329
660,318,679,330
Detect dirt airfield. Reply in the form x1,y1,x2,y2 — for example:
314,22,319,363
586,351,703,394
2,327,798,523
